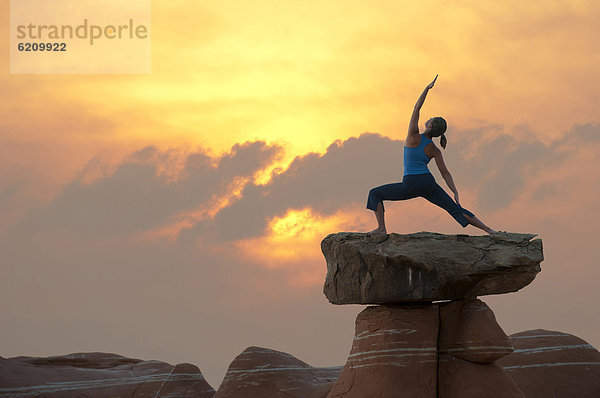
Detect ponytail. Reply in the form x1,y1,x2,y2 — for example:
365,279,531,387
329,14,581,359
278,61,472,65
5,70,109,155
431,117,448,149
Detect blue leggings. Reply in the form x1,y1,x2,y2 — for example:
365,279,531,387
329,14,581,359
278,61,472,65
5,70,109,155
366,173,474,227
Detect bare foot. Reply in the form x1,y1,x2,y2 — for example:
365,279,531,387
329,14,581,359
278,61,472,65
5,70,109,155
368,227,387,235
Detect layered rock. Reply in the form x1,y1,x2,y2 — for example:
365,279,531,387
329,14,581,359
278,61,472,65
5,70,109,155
327,305,438,398
439,298,513,363
498,329,600,398
438,355,524,398
436,299,522,397
0,352,215,398
214,346,342,398
322,232,546,397
322,232,543,304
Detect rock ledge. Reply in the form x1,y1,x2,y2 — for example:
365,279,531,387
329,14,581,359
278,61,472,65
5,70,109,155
322,232,543,304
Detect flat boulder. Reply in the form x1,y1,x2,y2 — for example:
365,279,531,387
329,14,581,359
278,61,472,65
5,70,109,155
0,352,215,398
498,329,600,398
214,346,342,398
322,232,543,304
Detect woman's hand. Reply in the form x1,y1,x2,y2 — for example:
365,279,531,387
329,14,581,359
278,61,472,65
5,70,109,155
454,192,460,205
426,74,438,90
409,74,438,137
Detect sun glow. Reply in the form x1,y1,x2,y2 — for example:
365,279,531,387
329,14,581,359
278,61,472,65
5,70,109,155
234,206,367,287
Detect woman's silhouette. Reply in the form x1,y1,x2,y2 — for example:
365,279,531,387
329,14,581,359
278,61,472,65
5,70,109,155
366,75,496,235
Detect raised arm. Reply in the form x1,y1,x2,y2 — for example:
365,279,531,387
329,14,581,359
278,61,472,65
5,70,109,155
408,75,438,138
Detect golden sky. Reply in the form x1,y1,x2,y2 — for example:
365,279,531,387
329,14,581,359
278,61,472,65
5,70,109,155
4,1,600,160
1,0,599,388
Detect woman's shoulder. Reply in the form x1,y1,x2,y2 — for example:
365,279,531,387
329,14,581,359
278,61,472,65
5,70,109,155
424,140,440,159
405,133,421,148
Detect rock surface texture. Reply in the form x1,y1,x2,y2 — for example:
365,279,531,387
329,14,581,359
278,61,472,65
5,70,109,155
439,298,514,364
0,352,215,398
498,329,600,398
436,299,522,397
327,305,439,398
214,346,342,398
322,232,543,304
438,354,524,398
326,300,528,398
323,231,549,397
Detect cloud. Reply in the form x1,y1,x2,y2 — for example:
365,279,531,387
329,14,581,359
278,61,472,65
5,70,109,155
184,133,405,242
564,123,600,142
456,133,564,212
531,182,558,201
7,123,598,246
187,124,600,242
8,141,281,240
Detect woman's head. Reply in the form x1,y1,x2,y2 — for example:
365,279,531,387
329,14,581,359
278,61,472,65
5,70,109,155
426,116,447,149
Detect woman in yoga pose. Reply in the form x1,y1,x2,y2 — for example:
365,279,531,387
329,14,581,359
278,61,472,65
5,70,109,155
366,75,496,235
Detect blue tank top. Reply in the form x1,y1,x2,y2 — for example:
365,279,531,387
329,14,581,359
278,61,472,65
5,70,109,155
403,134,433,176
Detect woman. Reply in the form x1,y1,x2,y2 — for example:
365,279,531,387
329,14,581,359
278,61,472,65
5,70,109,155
366,75,496,235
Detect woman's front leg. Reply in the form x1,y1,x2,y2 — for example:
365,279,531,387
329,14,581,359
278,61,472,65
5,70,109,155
369,202,387,234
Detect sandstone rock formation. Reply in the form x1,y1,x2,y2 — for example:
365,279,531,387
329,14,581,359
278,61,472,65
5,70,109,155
326,300,524,398
322,231,547,397
435,299,522,397
438,354,524,398
214,346,342,398
322,232,543,304
327,305,438,398
498,329,600,398
0,352,215,398
439,298,513,363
